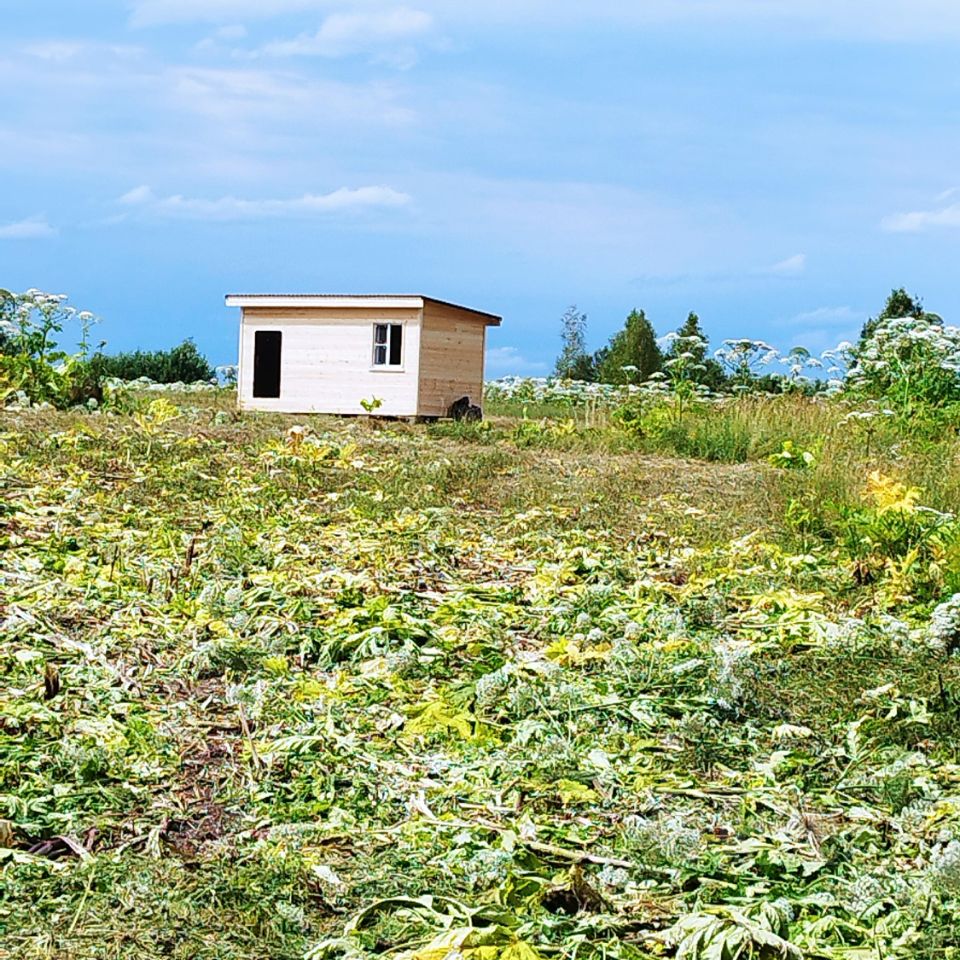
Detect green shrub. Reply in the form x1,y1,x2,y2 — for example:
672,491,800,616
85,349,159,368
100,338,214,383
838,471,959,571
610,394,647,437
785,469,960,600
768,440,817,469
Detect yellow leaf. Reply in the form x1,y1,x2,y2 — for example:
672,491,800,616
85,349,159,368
500,944,542,960
556,779,599,806
865,470,921,514
404,701,476,741
403,928,541,960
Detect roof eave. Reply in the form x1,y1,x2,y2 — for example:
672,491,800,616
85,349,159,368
421,296,502,326
225,294,502,325
225,294,425,310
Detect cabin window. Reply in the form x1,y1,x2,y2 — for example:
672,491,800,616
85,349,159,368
253,330,282,398
372,323,403,368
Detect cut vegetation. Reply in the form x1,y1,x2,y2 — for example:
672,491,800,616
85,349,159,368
6,291,960,958
4,385,960,959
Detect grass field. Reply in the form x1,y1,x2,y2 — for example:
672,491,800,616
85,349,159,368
4,391,960,959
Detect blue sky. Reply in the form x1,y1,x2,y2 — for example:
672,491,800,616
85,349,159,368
4,1,960,373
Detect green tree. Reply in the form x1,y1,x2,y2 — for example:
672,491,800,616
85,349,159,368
596,309,662,384
671,312,708,364
553,305,595,380
667,311,727,390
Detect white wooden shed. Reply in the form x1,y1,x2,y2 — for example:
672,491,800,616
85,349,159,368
226,294,501,418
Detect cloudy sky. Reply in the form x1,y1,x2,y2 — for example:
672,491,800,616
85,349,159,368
4,1,960,372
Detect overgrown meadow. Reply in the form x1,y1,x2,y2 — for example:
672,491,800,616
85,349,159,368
8,297,960,958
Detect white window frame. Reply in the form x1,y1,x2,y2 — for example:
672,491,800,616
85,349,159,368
371,322,405,370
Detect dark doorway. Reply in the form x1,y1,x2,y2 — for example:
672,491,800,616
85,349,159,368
253,331,282,398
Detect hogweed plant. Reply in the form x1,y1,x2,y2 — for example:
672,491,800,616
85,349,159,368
714,337,780,387
490,317,960,414
659,332,711,425
0,287,111,409
779,346,824,392
848,315,960,411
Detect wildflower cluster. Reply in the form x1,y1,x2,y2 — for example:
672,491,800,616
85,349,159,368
485,375,639,407
847,315,960,408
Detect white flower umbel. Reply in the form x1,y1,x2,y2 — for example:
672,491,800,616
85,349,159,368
928,839,960,896
926,594,960,654
847,315,960,406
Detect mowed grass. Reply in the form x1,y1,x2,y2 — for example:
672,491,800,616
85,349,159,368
4,391,960,960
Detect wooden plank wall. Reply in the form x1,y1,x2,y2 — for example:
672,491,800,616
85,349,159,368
238,307,422,416
417,302,486,417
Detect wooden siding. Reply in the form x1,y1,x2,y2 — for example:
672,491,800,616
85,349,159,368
238,309,422,416
417,301,486,417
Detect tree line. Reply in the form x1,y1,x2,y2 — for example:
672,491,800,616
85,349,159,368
553,289,938,388
555,305,725,388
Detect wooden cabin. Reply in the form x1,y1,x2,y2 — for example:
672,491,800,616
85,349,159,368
226,294,501,418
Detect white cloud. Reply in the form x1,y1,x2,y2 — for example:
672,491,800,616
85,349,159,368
21,41,144,63
167,66,417,127
194,24,249,53
128,0,960,39
403,173,765,290
0,216,58,240
768,253,806,276
24,41,85,61
633,251,810,287
119,185,155,205
130,0,324,26
260,8,433,59
882,201,960,233
217,24,248,39
781,306,864,352
0,44,419,186
118,184,411,220
786,305,860,326
485,345,548,377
